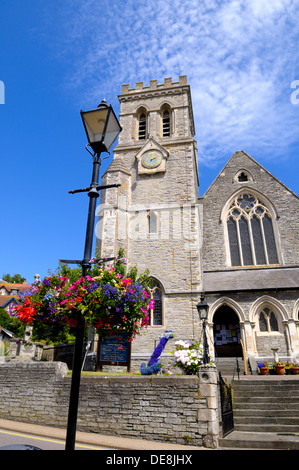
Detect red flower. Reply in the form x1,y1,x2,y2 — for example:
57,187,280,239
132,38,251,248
16,298,36,323
121,277,132,286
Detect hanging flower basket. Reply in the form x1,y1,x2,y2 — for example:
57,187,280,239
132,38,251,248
9,263,154,341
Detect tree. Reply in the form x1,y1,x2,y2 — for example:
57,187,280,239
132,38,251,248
0,308,25,338
2,273,26,284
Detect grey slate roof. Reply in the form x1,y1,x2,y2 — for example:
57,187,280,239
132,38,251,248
103,158,132,176
203,267,299,293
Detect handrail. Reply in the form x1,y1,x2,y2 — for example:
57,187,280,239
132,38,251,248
231,357,240,385
240,339,248,375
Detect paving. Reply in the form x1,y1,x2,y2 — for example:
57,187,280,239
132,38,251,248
0,418,207,451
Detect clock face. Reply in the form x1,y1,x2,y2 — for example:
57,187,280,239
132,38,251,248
141,150,162,169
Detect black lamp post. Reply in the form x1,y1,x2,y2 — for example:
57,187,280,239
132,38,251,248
196,293,210,365
63,100,122,451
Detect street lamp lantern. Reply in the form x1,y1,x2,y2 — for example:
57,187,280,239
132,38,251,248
80,99,122,154
196,293,210,364
196,293,209,321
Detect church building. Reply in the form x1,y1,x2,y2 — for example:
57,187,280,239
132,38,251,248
96,76,299,370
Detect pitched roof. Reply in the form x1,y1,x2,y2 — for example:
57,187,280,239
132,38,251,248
0,282,31,294
203,150,299,200
0,295,18,308
104,158,132,176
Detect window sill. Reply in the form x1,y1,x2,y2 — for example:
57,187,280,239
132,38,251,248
256,331,282,336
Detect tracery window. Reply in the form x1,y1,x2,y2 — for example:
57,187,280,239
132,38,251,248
258,307,279,332
227,193,279,266
148,280,163,326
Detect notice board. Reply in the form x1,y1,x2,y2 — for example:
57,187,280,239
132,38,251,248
97,333,131,371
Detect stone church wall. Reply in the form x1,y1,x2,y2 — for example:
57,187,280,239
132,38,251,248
0,362,220,448
202,151,299,271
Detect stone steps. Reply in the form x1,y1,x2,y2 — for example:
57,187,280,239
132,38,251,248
220,431,299,450
219,377,299,449
215,357,247,378
235,409,299,417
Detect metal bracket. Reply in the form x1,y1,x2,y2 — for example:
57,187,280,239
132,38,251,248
68,183,121,195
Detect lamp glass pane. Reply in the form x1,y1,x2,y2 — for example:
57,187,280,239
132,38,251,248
82,108,109,143
102,110,122,150
199,308,208,320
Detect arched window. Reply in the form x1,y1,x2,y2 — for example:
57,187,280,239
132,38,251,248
226,193,279,266
258,307,279,332
162,110,170,137
238,172,248,182
148,211,158,234
234,169,253,183
148,280,163,326
139,113,147,140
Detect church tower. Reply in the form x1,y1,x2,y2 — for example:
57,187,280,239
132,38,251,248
96,76,202,365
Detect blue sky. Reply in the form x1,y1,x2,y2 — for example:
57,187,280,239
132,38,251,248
1,0,299,283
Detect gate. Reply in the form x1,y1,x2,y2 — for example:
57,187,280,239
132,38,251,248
219,372,234,436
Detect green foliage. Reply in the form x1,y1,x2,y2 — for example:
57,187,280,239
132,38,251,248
2,273,26,284
0,308,25,338
31,321,77,345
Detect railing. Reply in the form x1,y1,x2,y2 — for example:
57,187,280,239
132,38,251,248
231,357,240,384
240,339,248,375
219,371,234,437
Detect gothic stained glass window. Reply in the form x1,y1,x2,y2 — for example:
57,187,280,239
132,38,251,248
239,216,253,265
259,307,279,332
259,312,268,332
226,193,279,266
263,214,279,264
148,280,163,326
227,217,241,266
153,289,162,325
251,215,266,265
269,311,279,331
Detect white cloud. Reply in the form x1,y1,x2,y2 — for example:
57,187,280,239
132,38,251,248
51,0,299,166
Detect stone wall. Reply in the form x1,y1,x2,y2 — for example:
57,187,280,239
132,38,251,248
0,362,220,448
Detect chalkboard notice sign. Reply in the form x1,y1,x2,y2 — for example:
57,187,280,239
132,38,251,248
97,333,131,371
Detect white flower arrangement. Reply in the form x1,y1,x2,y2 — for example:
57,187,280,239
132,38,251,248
171,339,204,375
